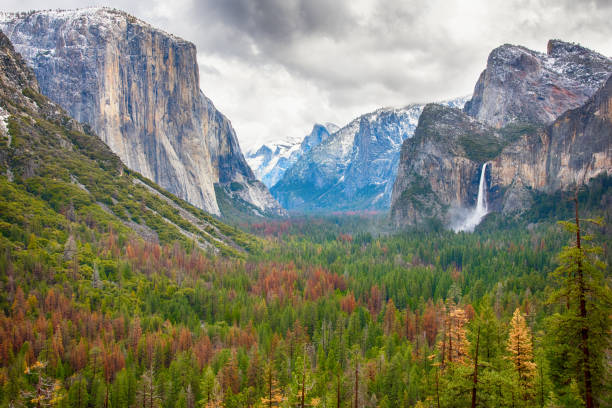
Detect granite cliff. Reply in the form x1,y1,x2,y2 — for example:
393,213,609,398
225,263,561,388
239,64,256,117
391,40,612,228
0,29,258,255
464,40,612,127
0,8,283,217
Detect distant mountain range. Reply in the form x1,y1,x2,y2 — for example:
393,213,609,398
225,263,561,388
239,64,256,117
266,97,468,212
246,122,339,188
2,7,608,227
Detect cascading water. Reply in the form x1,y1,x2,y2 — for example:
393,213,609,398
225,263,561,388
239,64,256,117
454,163,489,232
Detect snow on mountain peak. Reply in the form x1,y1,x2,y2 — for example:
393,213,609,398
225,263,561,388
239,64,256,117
270,96,470,211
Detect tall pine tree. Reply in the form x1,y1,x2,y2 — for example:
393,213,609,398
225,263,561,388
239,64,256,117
547,196,610,407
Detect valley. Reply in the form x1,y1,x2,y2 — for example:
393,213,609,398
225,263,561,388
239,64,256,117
0,5,610,408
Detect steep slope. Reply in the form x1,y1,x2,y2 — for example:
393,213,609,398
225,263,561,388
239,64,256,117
464,39,612,127
0,8,283,217
491,74,612,211
246,122,338,188
0,29,258,257
391,40,612,228
390,104,507,225
272,98,467,212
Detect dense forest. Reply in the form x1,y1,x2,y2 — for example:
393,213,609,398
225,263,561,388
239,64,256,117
0,180,610,407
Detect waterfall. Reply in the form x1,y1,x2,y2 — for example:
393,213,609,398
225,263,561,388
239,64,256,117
454,163,489,232
475,162,488,215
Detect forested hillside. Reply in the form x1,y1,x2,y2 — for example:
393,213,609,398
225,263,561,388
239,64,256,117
1,168,610,408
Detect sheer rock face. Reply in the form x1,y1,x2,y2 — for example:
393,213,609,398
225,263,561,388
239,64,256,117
464,40,612,128
390,104,499,225
491,75,612,197
0,8,284,217
391,74,612,227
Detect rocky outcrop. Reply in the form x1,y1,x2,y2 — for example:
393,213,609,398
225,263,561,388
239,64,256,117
392,40,612,228
391,63,612,228
464,40,612,127
390,104,504,225
0,8,283,217
300,122,338,154
272,98,468,212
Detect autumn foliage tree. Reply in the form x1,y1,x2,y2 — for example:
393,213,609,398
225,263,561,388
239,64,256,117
22,361,65,407
439,306,470,367
507,308,536,400
260,364,284,408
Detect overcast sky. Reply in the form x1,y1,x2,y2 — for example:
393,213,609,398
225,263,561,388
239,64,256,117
3,0,612,152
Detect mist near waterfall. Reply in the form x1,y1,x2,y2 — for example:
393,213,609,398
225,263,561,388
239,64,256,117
451,163,489,232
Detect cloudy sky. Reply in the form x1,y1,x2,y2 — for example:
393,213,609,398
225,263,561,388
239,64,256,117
3,0,612,152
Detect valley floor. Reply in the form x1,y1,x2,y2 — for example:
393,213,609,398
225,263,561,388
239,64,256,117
0,188,610,407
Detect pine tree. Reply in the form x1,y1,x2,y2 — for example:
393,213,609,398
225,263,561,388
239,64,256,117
438,306,470,367
449,307,470,364
220,354,240,396
547,197,610,407
507,308,536,401
67,374,89,408
199,367,218,407
288,348,314,408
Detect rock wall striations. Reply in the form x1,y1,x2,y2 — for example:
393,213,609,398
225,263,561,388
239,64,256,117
0,8,284,217
391,40,612,227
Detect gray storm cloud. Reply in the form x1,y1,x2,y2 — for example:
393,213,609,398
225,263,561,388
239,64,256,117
2,0,612,151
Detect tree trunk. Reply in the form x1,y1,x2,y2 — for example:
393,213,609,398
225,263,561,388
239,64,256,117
435,367,441,408
471,326,480,408
539,361,544,407
448,314,453,364
574,194,594,408
269,368,272,408
300,359,305,408
77,378,82,408
354,360,359,408
441,316,447,367
337,373,341,408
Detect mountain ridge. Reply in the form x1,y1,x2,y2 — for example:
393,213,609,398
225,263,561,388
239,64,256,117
464,39,612,127
271,97,468,212
0,28,259,256
246,122,339,188
391,39,612,228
